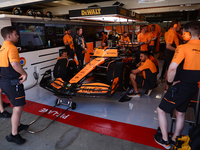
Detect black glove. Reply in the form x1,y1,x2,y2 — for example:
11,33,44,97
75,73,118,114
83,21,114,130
139,42,145,46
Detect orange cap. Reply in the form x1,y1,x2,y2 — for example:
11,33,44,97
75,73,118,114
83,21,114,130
65,31,68,34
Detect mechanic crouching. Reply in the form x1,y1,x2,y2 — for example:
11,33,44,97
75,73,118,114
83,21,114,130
128,51,157,97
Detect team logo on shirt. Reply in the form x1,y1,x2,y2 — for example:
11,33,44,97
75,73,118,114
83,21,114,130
20,57,26,67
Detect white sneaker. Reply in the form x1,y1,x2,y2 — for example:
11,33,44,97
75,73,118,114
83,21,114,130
145,89,152,96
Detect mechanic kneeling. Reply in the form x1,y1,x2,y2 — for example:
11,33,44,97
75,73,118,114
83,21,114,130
128,51,157,97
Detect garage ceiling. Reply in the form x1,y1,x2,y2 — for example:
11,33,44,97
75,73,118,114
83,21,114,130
0,0,200,23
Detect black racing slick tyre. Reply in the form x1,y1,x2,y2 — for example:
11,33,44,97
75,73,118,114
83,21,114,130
107,61,130,91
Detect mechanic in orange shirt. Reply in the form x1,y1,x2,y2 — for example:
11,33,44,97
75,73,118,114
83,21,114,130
165,20,181,70
128,51,157,97
98,42,108,50
63,28,74,59
0,26,29,144
102,31,108,44
119,32,131,44
57,49,68,60
137,25,151,51
165,20,181,91
155,21,200,149
148,25,158,55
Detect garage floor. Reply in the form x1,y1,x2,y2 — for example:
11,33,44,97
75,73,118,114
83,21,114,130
0,60,193,150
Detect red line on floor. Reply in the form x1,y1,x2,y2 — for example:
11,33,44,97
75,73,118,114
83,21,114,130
2,94,162,149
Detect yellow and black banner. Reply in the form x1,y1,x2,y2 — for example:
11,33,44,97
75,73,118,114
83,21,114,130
69,6,145,21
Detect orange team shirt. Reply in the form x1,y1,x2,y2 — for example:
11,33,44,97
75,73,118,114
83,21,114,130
0,41,21,79
0,41,20,67
137,32,151,51
165,28,179,48
138,59,157,79
149,55,158,66
149,31,158,46
63,34,74,50
102,34,108,43
120,36,130,43
172,39,200,84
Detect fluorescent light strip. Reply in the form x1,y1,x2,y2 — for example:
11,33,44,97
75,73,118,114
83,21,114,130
0,0,44,8
71,16,136,23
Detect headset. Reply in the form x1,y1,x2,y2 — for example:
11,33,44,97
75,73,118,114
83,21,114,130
45,11,53,18
13,7,23,15
182,31,191,41
36,11,44,17
171,19,179,29
173,23,178,29
26,9,36,17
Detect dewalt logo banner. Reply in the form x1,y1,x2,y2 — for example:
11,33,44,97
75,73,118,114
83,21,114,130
81,9,101,16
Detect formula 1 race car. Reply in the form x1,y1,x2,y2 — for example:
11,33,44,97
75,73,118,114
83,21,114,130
40,45,138,98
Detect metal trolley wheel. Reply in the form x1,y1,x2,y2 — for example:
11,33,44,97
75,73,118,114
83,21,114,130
55,99,62,106
70,102,76,110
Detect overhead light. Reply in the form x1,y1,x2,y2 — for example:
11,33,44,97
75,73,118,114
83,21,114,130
138,0,165,3
185,4,191,6
53,0,60,3
71,16,136,23
163,21,172,23
84,16,135,22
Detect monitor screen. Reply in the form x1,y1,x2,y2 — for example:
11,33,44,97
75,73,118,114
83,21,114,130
13,23,46,47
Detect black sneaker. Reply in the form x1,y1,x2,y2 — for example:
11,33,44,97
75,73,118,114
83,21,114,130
127,92,140,98
0,110,12,118
18,124,29,133
154,134,171,149
169,137,176,147
6,133,26,145
144,89,152,96
3,102,10,108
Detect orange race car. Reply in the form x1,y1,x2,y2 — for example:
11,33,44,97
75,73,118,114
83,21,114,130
40,46,138,98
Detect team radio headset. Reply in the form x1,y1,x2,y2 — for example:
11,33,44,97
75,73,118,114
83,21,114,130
173,23,191,41
182,30,191,41
12,7,23,15
26,9,36,17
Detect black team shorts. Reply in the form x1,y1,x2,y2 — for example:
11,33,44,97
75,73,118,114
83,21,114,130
135,75,151,89
0,80,26,107
159,83,198,114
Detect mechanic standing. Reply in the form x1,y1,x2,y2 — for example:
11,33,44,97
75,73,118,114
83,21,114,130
164,19,181,91
0,26,29,144
0,43,12,117
137,25,151,63
148,25,158,55
63,28,74,59
74,27,87,69
154,21,200,149
137,25,151,52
